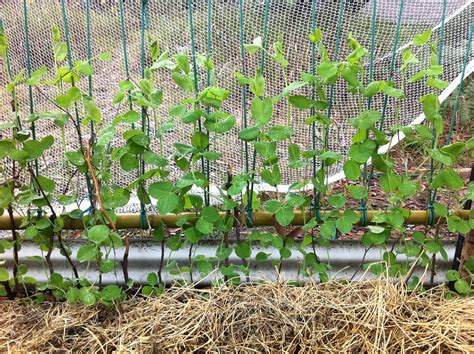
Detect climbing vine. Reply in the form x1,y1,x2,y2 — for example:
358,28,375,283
0,23,473,305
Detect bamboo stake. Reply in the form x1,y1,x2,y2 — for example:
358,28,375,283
0,210,470,230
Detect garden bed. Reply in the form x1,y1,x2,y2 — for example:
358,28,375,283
1,279,473,352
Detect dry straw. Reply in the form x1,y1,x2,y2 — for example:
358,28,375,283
1,279,473,352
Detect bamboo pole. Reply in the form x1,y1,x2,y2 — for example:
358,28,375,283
0,210,470,230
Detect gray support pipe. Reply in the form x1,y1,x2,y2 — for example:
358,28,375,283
5,240,456,286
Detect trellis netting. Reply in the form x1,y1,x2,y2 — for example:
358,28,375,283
0,0,473,212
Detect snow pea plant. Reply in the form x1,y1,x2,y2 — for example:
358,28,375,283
0,24,473,306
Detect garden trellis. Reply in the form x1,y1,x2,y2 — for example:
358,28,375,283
0,0,472,215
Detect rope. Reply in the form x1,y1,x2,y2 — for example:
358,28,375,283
239,0,249,175
60,0,94,208
22,0,39,177
246,0,270,226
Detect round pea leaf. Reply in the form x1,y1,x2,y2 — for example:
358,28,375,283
87,225,110,244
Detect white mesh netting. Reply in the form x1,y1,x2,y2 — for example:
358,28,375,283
0,0,473,211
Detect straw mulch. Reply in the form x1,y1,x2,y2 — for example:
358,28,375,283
1,279,473,353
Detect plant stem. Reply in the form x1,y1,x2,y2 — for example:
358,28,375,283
7,203,19,295
28,166,78,279
85,143,130,284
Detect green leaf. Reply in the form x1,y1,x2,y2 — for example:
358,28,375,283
351,110,381,129
83,96,101,124
185,227,202,243
97,126,115,146
336,217,352,234
191,131,209,150
77,244,98,262
254,141,276,158
343,160,361,180
202,206,220,223
120,153,138,172
101,285,123,302
36,175,55,193
122,110,141,124
379,172,401,193
276,206,294,226
65,151,85,166
317,62,338,82
147,272,159,286
244,36,262,54
181,111,201,124
88,225,110,244
235,242,251,259
363,81,384,97
256,252,269,262
250,70,265,97
79,288,96,306
309,27,323,43
413,29,432,46
157,193,179,214
328,194,346,208
98,52,112,60
238,126,260,141
464,256,474,272
348,139,376,163
267,125,293,141
53,42,67,62
288,95,312,109
196,218,213,235
75,60,94,76
412,231,425,244
424,241,441,253
216,245,232,260
55,94,72,108
454,279,470,295
264,200,282,214
0,268,9,281
445,270,460,282
251,97,273,125
289,143,300,162
432,169,463,190
279,247,292,259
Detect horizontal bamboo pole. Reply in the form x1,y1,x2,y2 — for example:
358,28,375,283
0,210,470,230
